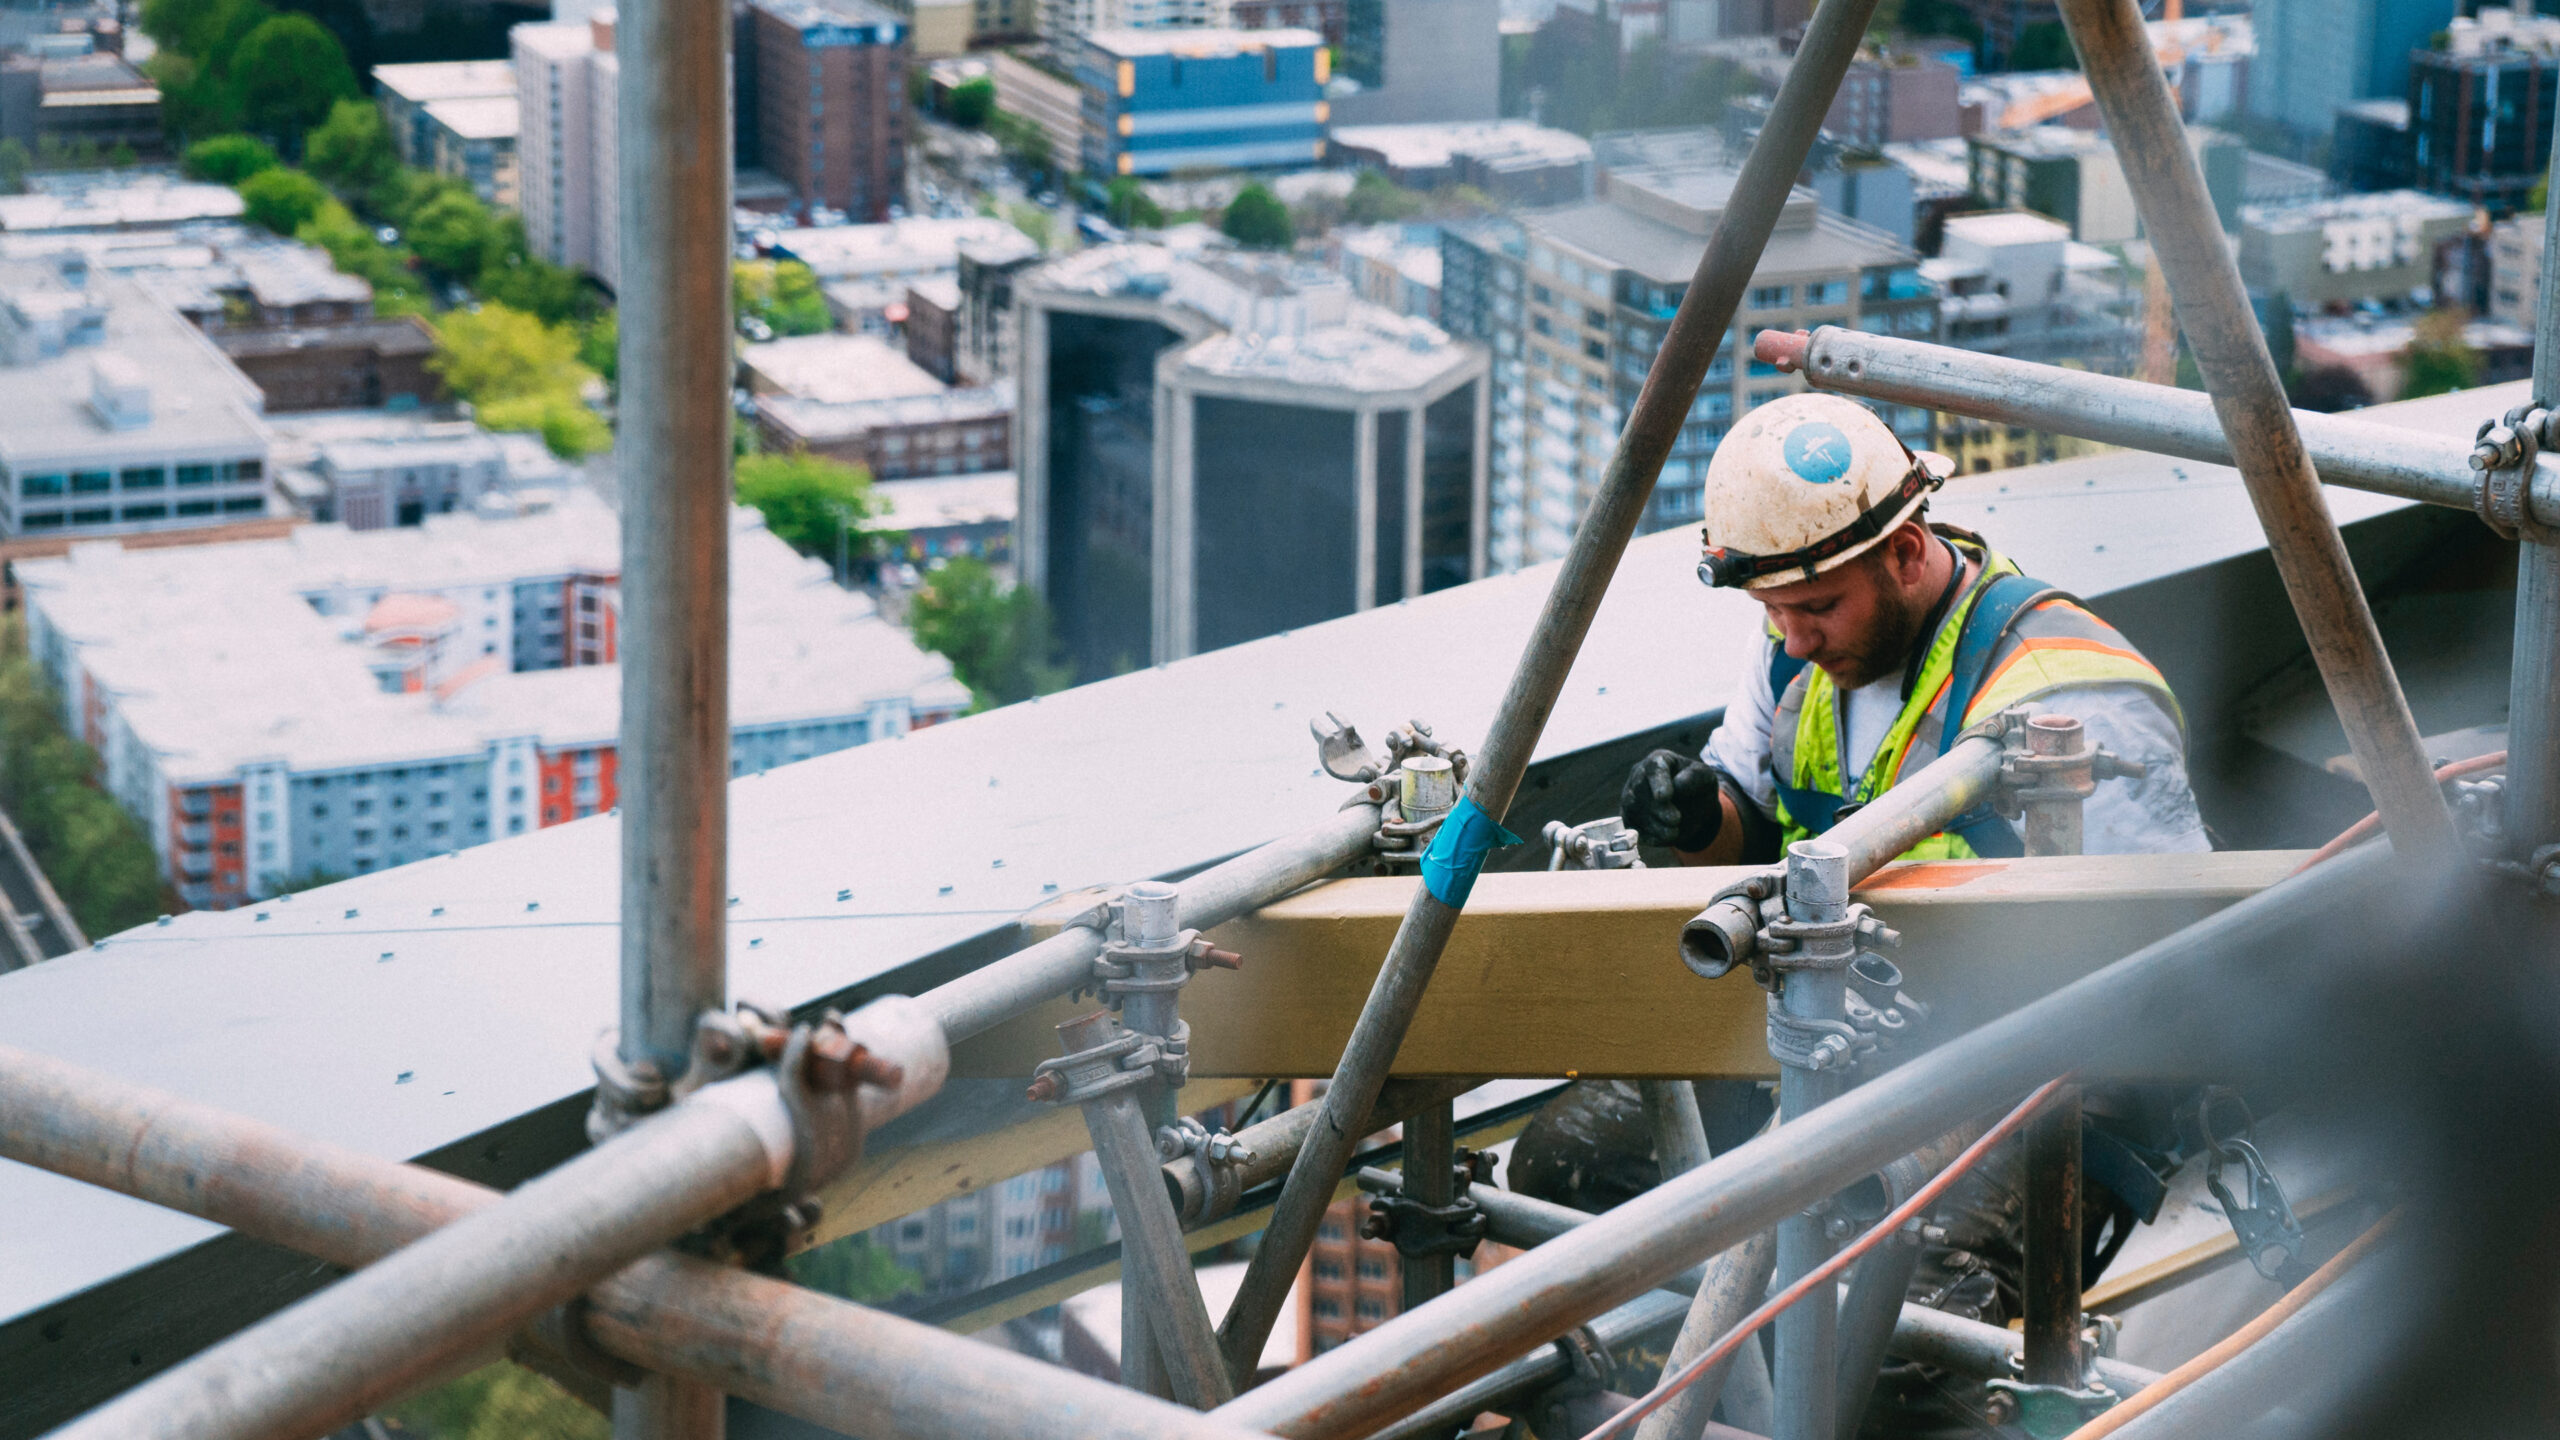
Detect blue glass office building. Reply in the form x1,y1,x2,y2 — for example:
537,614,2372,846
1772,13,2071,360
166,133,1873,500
1075,27,1329,177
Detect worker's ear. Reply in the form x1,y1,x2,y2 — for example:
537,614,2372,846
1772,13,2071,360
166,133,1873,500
1880,519,1932,584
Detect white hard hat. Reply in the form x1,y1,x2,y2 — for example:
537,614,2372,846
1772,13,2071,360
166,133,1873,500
1695,393,1951,590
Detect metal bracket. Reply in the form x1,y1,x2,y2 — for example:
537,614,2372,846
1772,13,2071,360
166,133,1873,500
1313,713,1472,868
1026,1018,1190,1103
2470,404,2560,544
1543,815,1645,871
1984,1378,2118,1437
1157,1116,1256,1221
1991,711,2144,821
1352,1152,1496,1260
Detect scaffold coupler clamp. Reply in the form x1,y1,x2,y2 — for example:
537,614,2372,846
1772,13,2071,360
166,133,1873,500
1312,711,1470,868
1159,1115,1256,1222
1354,1150,1494,1260
2470,402,2560,544
1025,1016,1190,1105
1088,880,1241,1017
1758,844,1912,1077
1543,815,1645,870
1990,708,2145,818
1984,1375,2119,1437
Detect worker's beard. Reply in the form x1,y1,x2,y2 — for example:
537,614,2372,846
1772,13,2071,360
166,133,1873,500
1824,563,1935,691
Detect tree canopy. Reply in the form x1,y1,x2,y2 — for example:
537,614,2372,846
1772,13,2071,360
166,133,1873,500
0,621,170,937
237,166,328,235
431,303,609,458
1220,182,1293,250
183,133,278,184
1105,175,1165,230
906,557,1072,711
946,76,995,128
733,451,882,560
233,14,359,151
303,98,398,194
734,260,833,337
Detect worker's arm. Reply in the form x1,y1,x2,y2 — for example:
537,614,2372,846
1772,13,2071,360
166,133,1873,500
1672,787,1751,867
1621,753,1774,866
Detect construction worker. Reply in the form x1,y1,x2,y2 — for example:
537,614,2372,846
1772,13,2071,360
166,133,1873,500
1622,392,2208,863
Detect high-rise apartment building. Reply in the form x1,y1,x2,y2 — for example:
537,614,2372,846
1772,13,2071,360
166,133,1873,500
2249,0,2457,142
1921,210,2138,474
512,14,618,286
1041,0,1232,42
742,0,910,222
17,493,968,909
1017,243,1487,679
2410,6,2560,217
1441,154,1932,573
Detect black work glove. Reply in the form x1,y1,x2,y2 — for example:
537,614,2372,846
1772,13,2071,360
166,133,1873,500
1621,749,1725,853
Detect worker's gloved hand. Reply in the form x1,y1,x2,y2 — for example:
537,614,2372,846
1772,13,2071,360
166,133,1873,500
1621,750,1724,853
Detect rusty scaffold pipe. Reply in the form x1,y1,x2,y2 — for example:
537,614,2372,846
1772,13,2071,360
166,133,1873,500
2054,0,2455,858
0,1040,1284,1440
2505,116,2560,856
1215,0,1896,1375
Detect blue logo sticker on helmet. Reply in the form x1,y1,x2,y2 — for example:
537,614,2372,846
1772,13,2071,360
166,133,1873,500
1782,421,1853,484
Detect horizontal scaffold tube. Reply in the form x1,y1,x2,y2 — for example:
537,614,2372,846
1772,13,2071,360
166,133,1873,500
1168,1078,1478,1225
0,1040,1279,1440
1212,840,2444,1440
1756,326,2560,527
923,801,1384,1045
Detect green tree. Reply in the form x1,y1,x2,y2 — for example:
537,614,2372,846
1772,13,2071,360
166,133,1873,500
432,302,592,404
734,259,833,337
141,0,273,64
1105,174,1165,230
182,133,277,183
733,451,881,560
907,556,1072,710
787,1234,924,1303
578,309,619,386
1220,182,1293,249
479,393,612,459
296,197,427,309
0,621,171,936
2403,330,2482,399
233,13,357,152
2008,21,2079,70
406,188,500,278
303,98,397,193
388,1363,605,1440
0,138,28,195
947,75,995,127
1342,168,1423,226
236,166,328,235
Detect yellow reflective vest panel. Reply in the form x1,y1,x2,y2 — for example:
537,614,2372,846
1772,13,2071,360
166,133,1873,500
1767,538,2182,861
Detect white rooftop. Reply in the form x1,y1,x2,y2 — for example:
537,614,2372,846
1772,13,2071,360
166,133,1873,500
0,174,244,233
2241,189,2476,234
758,384,1010,443
1328,119,1592,172
15,492,969,783
0,256,268,472
423,94,520,142
1082,25,1322,57
1942,210,2072,249
740,332,947,404
770,216,1033,280
372,58,517,104
873,471,1016,532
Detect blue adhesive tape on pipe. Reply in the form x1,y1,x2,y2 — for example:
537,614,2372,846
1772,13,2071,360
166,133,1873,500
1418,795,1522,910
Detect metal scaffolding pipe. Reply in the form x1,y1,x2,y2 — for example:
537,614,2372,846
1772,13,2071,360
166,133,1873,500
2056,0,2455,858
1168,1078,1477,1225
1357,1291,1694,1440
0,1040,1276,1440
1754,326,2560,526
2504,120,2560,854
1211,842,2435,1440
1213,0,1891,1376
924,803,1382,1046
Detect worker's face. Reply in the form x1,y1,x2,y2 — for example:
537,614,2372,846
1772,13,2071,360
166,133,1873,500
1754,525,1936,690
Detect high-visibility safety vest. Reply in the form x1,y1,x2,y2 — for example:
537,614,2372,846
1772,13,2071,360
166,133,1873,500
1766,530,2181,861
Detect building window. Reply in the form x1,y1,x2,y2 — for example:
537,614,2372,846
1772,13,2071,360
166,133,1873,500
18,473,65,497
1355,1298,1386,1322
70,471,112,493
70,508,111,525
1749,285,1793,309
121,504,168,521
1804,279,1849,306
175,464,217,487
120,466,166,489
20,512,64,529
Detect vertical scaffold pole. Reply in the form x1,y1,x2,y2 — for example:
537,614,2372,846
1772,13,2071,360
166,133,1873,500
1400,1100,1459,1309
2506,122,2560,854
615,0,734,1422
2056,0,2455,859
2018,716,2086,1397
1215,0,1890,1376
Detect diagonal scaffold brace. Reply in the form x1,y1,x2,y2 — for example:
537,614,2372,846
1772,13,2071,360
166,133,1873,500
1213,0,1898,1377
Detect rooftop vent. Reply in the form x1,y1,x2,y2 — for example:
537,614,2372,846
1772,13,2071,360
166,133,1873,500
89,354,150,430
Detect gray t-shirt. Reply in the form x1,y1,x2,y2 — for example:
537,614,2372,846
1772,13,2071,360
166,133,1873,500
1701,632,2210,855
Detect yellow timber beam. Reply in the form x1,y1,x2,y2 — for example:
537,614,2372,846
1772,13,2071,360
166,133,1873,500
950,851,2305,1080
